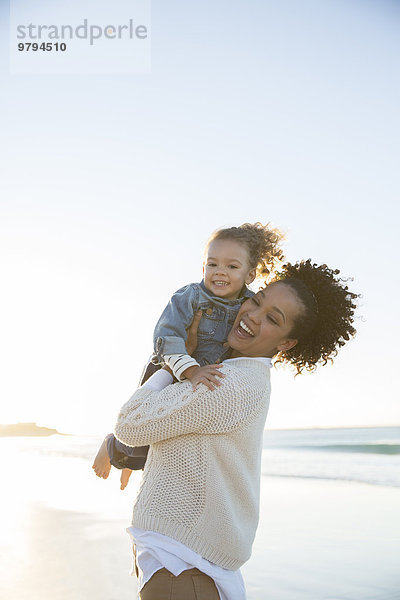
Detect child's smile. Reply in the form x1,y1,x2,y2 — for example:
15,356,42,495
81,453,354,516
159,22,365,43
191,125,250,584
203,239,256,300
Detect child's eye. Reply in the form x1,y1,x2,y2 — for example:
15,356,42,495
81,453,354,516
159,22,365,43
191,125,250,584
208,262,216,267
251,297,259,305
267,315,277,325
228,265,238,269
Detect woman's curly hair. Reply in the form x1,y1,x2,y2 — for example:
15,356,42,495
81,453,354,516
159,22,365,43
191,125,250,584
206,222,284,282
273,259,359,374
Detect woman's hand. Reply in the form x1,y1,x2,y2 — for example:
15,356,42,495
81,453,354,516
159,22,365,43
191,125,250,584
185,309,203,355
183,309,225,389
163,310,225,389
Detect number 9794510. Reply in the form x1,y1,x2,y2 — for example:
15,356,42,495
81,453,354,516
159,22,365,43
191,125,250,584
18,42,67,51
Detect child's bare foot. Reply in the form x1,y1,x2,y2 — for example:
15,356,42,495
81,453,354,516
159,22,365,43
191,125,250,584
92,437,112,479
120,468,133,490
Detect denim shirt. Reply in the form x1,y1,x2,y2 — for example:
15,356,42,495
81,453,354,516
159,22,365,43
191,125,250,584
153,280,254,366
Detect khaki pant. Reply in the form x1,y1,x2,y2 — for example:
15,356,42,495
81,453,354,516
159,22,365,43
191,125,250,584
139,567,220,600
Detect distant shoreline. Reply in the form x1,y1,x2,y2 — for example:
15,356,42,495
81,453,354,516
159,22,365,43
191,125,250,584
268,424,400,431
0,422,65,437
1,423,397,438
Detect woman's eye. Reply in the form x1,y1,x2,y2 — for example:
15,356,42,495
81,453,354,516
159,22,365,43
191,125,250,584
267,315,277,324
251,297,259,305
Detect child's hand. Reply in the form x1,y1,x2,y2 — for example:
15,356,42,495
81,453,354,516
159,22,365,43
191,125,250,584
183,364,225,391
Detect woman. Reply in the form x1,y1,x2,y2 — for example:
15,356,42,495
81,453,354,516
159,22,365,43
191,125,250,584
112,260,358,600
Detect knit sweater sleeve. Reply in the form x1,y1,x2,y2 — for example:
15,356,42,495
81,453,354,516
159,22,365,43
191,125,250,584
114,363,266,447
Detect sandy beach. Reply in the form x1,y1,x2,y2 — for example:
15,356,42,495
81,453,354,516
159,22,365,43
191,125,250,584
0,504,136,600
243,477,400,600
1,439,399,600
0,440,138,600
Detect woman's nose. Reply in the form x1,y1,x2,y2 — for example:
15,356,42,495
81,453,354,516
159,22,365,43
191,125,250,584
247,308,261,325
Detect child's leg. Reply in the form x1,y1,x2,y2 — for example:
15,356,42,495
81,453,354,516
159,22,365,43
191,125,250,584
120,468,132,490
110,361,162,469
92,434,112,479
92,361,162,478
139,360,162,386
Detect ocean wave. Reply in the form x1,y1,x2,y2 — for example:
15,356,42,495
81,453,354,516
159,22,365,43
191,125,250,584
261,471,400,488
291,443,400,455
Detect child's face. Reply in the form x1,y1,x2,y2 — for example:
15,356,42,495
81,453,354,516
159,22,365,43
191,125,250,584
203,239,256,300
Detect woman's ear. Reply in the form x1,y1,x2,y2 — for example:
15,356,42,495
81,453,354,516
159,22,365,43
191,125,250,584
246,269,257,285
277,339,298,352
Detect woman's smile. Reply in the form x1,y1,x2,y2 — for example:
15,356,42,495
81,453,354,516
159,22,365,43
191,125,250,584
234,319,255,338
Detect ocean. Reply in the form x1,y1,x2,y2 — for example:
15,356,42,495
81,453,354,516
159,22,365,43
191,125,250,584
1,426,399,521
262,426,400,489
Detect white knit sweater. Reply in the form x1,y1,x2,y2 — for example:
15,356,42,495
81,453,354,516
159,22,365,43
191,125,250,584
114,357,271,571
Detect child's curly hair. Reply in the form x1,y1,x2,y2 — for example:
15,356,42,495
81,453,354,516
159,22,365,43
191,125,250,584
206,222,284,282
273,259,359,374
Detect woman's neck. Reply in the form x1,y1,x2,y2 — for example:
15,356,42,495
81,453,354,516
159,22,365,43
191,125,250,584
229,348,274,359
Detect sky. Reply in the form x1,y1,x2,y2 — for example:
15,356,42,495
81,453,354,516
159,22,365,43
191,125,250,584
0,0,399,434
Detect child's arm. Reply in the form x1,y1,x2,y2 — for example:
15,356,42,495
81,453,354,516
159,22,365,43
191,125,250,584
154,286,224,388
153,284,199,359
178,309,224,390
163,353,225,390
153,284,210,383
163,353,200,380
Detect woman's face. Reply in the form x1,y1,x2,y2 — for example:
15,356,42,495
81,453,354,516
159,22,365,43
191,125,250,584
227,282,302,358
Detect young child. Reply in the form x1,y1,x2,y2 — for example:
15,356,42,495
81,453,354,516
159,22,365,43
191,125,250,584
92,222,284,485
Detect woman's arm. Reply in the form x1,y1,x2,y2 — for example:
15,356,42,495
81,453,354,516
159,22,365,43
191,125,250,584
104,311,206,471
114,365,264,447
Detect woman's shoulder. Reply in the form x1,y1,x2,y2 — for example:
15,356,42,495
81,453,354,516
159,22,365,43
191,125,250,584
223,357,272,371
208,360,271,425
219,358,271,393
